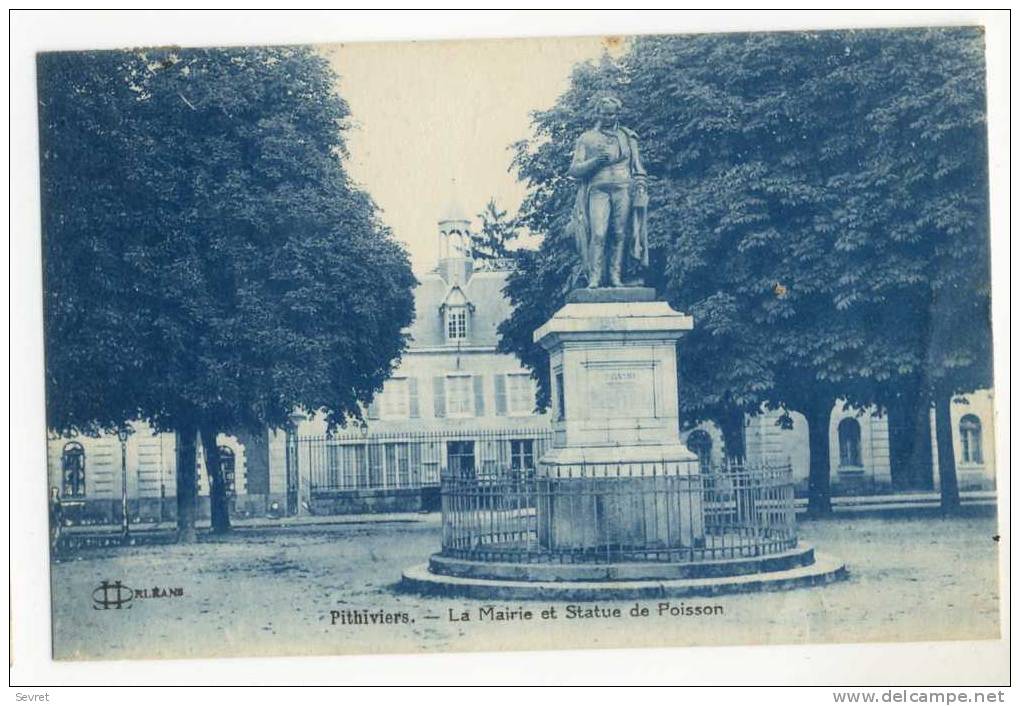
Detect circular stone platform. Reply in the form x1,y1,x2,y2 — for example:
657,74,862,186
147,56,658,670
400,545,847,600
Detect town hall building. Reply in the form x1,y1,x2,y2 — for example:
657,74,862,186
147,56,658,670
283,201,551,514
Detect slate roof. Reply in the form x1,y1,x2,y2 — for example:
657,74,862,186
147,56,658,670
407,265,511,349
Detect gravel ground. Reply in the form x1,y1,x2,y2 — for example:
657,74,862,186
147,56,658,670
49,507,1001,661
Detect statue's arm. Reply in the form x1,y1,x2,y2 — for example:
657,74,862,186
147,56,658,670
629,133,648,179
568,135,606,178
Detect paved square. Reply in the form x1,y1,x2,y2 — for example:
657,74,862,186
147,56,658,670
51,508,1000,660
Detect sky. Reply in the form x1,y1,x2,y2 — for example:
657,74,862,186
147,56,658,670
319,36,615,273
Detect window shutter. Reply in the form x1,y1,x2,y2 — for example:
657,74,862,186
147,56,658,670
407,378,420,418
494,374,507,416
366,399,380,420
433,376,446,418
473,375,485,417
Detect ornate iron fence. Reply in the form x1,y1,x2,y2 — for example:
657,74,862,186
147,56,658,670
440,461,797,563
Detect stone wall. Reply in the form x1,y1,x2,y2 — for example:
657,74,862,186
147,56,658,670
307,488,423,515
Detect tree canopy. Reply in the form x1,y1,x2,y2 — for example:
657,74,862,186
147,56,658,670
500,28,991,506
40,46,417,439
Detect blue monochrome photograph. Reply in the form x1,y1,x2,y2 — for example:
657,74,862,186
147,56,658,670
36,28,1000,663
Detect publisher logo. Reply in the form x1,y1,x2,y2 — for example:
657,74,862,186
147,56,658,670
92,580,133,610
91,580,184,610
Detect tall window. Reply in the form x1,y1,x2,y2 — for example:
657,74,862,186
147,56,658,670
838,418,862,467
353,444,369,488
506,374,535,416
384,442,411,487
686,430,713,473
394,443,412,486
447,441,475,479
326,441,343,489
510,439,535,475
380,378,409,419
445,375,473,417
960,414,983,464
217,446,237,496
61,442,85,498
368,444,384,487
329,443,369,490
446,307,468,341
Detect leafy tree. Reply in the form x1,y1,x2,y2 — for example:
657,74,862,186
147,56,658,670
472,199,520,261
808,28,992,510
501,29,991,514
39,50,153,437
38,47,416,538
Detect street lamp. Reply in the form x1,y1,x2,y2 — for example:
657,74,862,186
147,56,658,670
116,425,134,543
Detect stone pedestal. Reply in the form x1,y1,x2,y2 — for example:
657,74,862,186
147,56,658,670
533,288,703,552
535,468,705,553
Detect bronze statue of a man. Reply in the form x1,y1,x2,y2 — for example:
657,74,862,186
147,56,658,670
567,91,649,289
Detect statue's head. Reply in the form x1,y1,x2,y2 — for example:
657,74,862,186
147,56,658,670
590,90,622,122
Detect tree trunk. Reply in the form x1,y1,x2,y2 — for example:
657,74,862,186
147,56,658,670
934,388,961,513
175,423,198,543
886,379,935,490
804,398,834,516
200,424,231,534
885,399,911,488
717,406,747,464
911,398,935,489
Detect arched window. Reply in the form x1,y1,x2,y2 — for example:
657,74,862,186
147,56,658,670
217,446,237,496
61,442,86,498
686,430,713,473
959,415,983,464
450,229,470,258
838,418,862,468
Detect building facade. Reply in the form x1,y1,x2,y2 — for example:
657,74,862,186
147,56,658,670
681,390,997,495
285,205,552,514
46,421,260,525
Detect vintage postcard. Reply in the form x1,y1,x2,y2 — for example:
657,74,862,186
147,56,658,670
32,23,1003,670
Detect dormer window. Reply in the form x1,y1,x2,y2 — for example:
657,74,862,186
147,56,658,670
446,307,468,341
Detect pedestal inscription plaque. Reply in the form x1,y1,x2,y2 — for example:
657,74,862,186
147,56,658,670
586,363,656,419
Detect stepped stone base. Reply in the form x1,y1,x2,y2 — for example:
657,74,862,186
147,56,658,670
400,549,847,600
428,543,817,582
